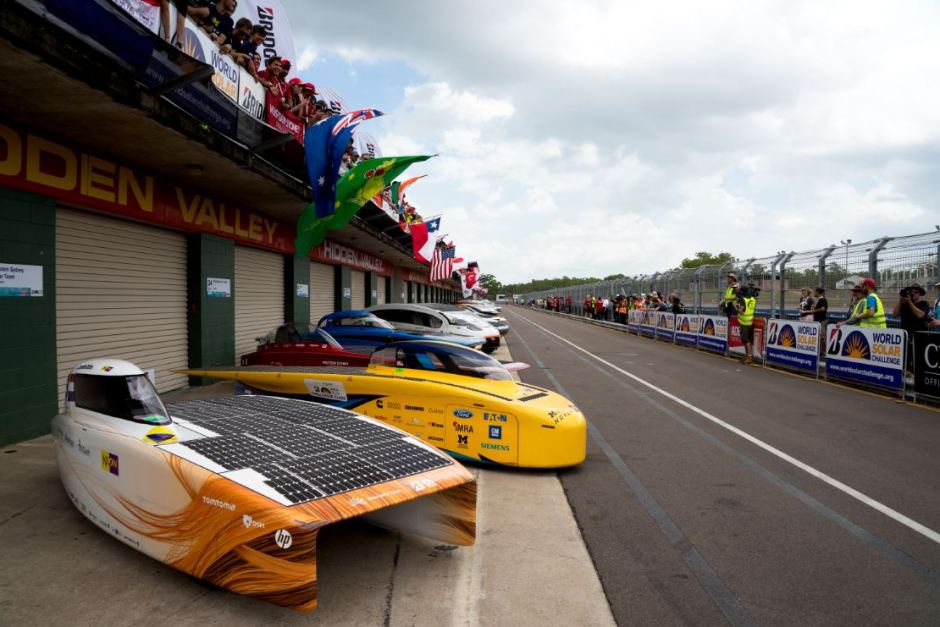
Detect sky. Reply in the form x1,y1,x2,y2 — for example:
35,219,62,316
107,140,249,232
281,0,940,284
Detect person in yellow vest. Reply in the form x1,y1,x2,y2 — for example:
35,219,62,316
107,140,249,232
722,273,739,317
837,278,886,328
735,284,758,364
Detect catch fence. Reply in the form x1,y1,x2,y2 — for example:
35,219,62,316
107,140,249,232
519,229,940,320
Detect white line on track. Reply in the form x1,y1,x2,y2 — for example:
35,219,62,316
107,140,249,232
508,309,940,547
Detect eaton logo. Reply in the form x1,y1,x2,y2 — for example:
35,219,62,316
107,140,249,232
488,425,502,440
453,409,473,419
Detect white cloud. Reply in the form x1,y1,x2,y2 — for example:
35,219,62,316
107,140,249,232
281,0,940,283
296,45,318,71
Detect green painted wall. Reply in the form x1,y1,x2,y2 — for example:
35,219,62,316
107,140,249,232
335,265,351,311
285,254,310,323
0,191,57,447
187,234,234,385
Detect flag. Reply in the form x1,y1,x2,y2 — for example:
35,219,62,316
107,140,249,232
410,216,441,263
296,155,432,254
398,175,426,197
430,244,456,282
461,262,480,297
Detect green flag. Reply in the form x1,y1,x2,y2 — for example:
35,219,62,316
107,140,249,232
295,155,432,255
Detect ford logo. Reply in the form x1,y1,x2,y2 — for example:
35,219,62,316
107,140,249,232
453,409,473,419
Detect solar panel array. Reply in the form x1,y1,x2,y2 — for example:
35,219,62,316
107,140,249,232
167,396,451,504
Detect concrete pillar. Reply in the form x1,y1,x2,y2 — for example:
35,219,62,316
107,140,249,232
187,233,235,385
335,265,352,311
285,254,310,324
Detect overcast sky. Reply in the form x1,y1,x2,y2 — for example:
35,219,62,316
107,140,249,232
282,0,940,284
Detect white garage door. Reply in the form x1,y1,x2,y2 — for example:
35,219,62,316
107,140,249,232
376,276,386,304
310,261,335,323
350,270,365,309
234,246,284,358
56,209,188,407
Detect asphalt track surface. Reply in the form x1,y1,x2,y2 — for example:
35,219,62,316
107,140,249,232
504,307,940,626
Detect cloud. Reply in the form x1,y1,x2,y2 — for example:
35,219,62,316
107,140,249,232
296,45,317,71
280,0,940,283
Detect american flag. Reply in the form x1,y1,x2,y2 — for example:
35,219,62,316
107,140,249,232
430,244,456,282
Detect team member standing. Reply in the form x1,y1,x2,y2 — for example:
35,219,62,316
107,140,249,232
735,286,758,364
892,283,929,370
721,273,738,317
837,278,886,328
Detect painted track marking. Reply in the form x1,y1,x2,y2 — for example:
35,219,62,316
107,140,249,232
507,309,940,547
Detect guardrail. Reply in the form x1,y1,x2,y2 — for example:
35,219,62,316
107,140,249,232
519,229,940,320
521,305,929,402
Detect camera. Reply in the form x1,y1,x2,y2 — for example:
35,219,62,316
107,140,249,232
900,288,911,298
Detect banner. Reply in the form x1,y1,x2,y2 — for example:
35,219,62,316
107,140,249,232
824,326,906,390
655,312,675,342
729,316,765,359
697,315,729,354
639,310,656,338
113,0,160,34
675,314,699,348
266,96,304,144
765,319,820,374
627,310,642,334
239,68,266,120
234,0,297,67
913,332,940,398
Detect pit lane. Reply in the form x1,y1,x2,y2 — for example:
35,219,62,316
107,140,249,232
505,306,940,625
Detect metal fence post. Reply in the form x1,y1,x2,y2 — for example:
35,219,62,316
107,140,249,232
741,258,755,283
693,266,707,314
778,252,795,317
817,245,836,287
869,236,892,281
769,252,786,318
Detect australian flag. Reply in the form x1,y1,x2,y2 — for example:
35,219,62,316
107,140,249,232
304,109,383,219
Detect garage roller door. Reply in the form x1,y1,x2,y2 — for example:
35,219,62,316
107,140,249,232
310,261,334,323
376,276,386,305
235,246,284,358
56,209,188,407
350,270,365,309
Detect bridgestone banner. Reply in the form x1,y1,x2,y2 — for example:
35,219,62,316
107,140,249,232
765,319,820,374
675,314,699,347
913,332,940,397
824,326,906,390
234,0,297,66
697,315,729,354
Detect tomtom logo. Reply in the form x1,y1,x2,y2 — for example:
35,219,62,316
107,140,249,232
274,528,293,549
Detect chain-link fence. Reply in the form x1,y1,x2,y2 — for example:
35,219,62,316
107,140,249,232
519,229,940,320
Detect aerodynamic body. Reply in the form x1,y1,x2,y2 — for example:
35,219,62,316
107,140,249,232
53,359,476,612
317,310,484,354
241,323,371,367
369,303,501,353
184,341,587,469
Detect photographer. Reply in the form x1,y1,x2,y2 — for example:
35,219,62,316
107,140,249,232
893,283,929,370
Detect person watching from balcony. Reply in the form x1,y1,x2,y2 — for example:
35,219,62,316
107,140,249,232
190,0,236,45
292,83,318,125
160,0,190,49
232,25,266,77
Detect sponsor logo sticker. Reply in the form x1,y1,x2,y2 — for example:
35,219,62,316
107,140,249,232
489,425,502,440
303,378,348,402
142,426,177,445
242,514,265,529
274,529,293,550
100,451,119,476
453,409,473,419
457,434,469,448
202,496,236,511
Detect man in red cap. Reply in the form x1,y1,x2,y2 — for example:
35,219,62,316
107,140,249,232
837,277,886,328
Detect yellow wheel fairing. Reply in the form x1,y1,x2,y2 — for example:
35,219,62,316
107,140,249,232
180,366,588,469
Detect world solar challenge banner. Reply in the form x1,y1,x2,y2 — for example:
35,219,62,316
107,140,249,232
627,310,642,334
765,319,820,374
674,314,700,348
639,309,657,338
824,326,906,390
655,312,676,342
697,315,729,354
